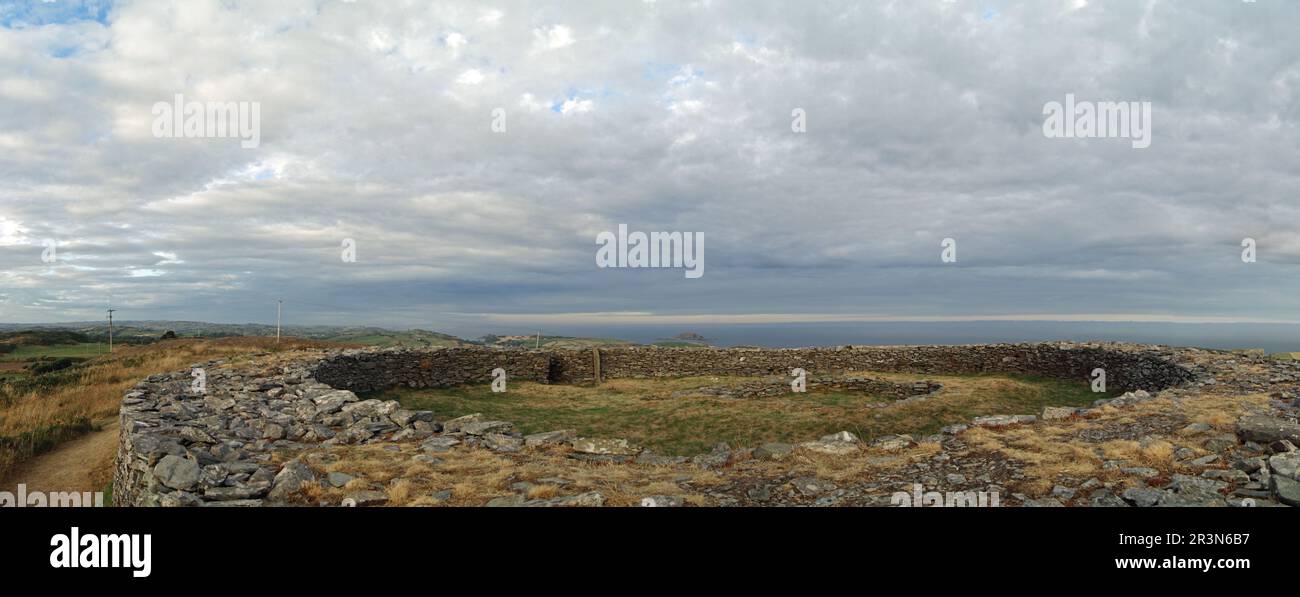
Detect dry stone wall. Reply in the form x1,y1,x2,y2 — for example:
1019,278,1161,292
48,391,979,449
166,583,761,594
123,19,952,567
553,343,1194,391
312,348,552,392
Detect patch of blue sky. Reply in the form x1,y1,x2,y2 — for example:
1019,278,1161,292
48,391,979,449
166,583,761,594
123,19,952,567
549,85,617,113
49,44,79,58
0,0,113,29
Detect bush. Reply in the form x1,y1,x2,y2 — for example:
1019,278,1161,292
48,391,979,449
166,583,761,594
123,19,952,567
28,357,76,375
0,367,82,407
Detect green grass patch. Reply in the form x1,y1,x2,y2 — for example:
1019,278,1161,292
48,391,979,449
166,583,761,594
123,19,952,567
371,372,1116,456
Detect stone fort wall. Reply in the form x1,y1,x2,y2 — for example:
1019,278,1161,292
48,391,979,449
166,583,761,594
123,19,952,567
315,343,1196,392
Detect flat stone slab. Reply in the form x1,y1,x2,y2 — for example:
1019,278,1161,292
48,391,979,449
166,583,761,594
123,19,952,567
1041,406,1079,421
1237,415,1300,444
971,415,1037,428
570,437,638,455
753,442,794,461
799,440,859,456
420,437,461,452
524,429,575,447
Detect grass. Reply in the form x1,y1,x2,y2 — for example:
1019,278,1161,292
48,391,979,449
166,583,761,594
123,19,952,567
372,372,1113,456
0,337,347,481
0,343,109,362
298,441,726,507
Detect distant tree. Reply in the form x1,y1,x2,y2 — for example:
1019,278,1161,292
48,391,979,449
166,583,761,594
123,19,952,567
160,330,177,340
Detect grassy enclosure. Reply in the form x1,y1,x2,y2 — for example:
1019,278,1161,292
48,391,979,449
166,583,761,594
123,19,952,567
372,372,1113,456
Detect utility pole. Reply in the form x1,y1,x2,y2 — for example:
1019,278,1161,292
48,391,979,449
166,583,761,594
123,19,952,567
535,331,540,349
107,307,116,353
276,299,283,344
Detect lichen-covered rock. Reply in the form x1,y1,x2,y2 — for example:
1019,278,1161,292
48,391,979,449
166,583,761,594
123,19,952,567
524,429,575,447
753,442,794,461
1041,406,1078,421
459,420,514,436
870,434,912,451
972,414,1037,428
570,437,638,455
483,433,523,452
441,413,484,433
420,437,460,452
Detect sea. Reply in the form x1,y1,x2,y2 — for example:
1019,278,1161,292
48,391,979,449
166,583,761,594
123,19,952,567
474,321,1300,353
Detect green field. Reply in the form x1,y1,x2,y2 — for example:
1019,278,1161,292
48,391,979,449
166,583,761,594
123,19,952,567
0,343,108,362
0,342,107,383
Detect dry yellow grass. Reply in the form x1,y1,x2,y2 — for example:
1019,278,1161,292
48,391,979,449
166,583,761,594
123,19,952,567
295,429,969,506
951,390,1270,497
299,442,729,507
0,337,346,481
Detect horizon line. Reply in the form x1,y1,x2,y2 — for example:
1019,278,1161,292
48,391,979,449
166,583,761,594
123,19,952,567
6,312,1300,327
446,312,1300,326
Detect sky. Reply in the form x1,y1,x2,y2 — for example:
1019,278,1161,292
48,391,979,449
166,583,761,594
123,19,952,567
2,0,1299,334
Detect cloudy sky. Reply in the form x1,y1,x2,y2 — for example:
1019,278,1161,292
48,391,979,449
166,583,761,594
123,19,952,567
2,0,1299,334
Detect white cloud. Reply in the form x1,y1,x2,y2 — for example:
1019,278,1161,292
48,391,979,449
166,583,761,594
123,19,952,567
456,68,486,85
533,24,574,50
518,92,545,111
557,97,593,114
444,32,467,51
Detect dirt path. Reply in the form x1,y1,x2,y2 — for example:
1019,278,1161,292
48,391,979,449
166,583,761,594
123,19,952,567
0,418,119,497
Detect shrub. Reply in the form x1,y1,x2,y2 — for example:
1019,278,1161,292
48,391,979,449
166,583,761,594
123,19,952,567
28,357,76,375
